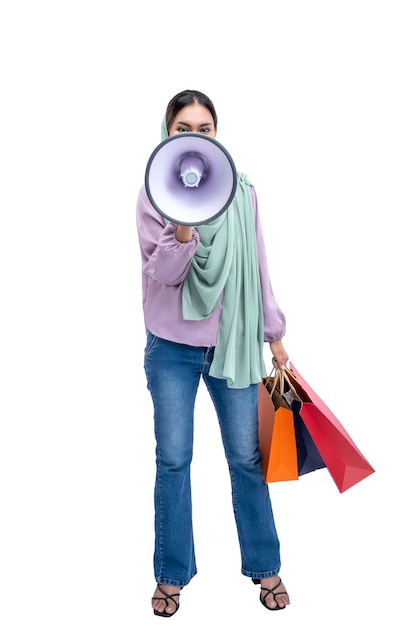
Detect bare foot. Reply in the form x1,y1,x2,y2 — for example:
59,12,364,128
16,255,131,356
151,584,181,616
260,576,290,610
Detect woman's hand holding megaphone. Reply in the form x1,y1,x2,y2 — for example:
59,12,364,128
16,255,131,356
175,225,193,243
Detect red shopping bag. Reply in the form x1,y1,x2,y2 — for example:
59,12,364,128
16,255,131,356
286,363,375,493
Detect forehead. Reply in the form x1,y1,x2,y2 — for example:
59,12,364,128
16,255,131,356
172,103,214,125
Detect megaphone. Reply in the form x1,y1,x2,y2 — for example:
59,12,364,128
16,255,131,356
145,133,237,226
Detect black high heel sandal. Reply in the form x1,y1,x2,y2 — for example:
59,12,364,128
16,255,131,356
152,584,181,618
256,576,288,611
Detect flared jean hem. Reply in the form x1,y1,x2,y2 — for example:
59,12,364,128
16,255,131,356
155,571,197,588
241,566,281,579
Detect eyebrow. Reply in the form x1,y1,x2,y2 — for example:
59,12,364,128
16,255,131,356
175,120,212,128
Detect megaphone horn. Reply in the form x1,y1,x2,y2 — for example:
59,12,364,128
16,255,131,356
145,133,237,226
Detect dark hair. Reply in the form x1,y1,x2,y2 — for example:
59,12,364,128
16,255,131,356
165,89,218,133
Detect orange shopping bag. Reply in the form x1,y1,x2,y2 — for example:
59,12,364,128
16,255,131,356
258,370,298,483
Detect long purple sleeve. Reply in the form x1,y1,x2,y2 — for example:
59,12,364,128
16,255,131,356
136,184,286,346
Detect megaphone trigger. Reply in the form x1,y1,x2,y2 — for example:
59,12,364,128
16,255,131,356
144,133,237,226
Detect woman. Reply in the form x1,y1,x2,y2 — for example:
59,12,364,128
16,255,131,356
136,89,291,617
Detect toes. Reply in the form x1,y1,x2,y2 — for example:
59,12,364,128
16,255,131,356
260,576,290,609
152,597,176,614
151,585,180,615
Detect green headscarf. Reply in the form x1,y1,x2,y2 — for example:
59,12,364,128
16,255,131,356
161,121,266,388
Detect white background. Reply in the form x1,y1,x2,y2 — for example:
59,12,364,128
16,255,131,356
1,1,415,624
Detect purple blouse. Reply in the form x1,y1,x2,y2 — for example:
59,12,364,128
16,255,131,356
136,184,286,347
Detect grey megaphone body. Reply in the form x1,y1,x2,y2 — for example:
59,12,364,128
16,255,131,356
145,133,237,226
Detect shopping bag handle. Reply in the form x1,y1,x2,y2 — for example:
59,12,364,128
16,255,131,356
265,367,285,396
267,367,302,402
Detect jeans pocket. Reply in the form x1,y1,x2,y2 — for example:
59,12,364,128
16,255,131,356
145,331,159,357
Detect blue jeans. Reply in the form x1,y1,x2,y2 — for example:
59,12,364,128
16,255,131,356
144,332,281,587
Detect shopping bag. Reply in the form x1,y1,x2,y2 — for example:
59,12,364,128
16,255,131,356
266,370,326,477
258,371,298,483
291,398,327,476
285,363,375,493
